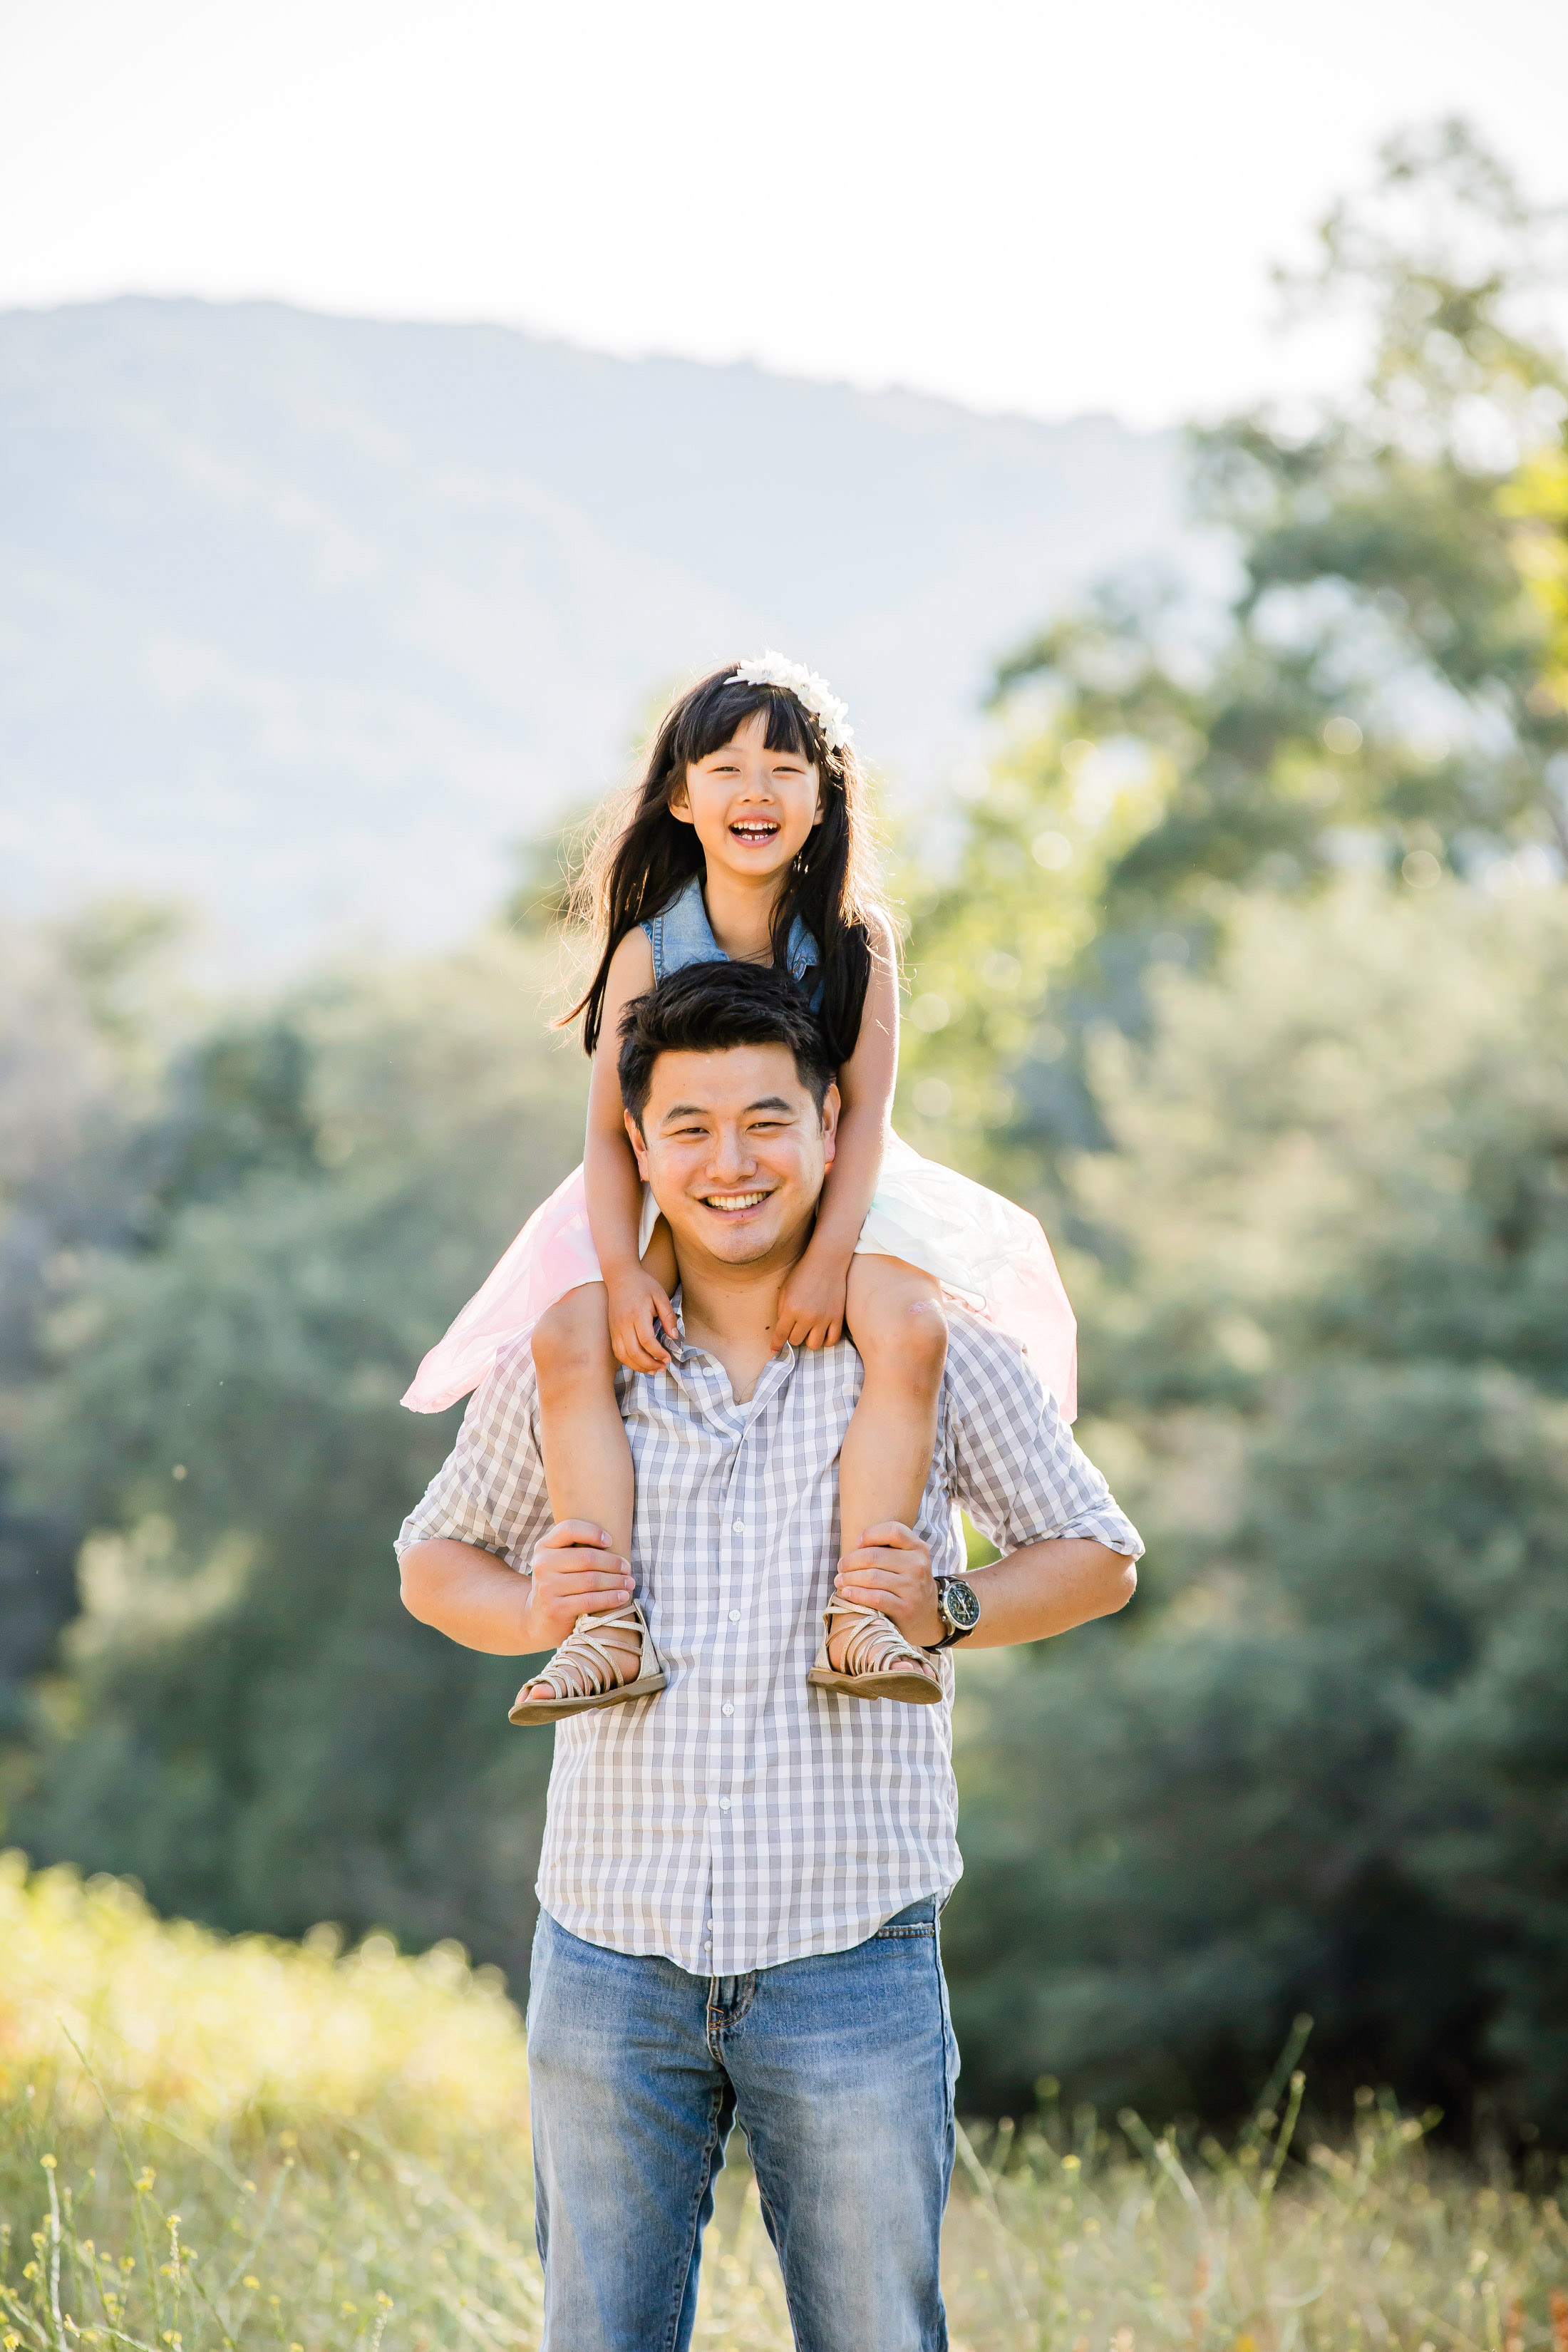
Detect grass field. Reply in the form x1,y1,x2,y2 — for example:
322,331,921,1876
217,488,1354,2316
4,1856,1567,2352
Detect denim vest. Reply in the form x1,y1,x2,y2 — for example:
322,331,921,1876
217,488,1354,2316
644,873,822,1007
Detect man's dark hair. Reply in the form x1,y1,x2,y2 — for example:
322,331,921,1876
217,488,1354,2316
617,962,836,1128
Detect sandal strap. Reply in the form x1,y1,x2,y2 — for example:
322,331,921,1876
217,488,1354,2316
821,1594,937,1681
530,1602,648,1702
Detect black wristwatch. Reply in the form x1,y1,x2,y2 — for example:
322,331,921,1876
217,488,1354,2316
925,1577,981,1651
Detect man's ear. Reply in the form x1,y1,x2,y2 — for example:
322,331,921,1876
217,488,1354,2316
624,1108,652,1179
668,774,694,826
820,1080,841,1167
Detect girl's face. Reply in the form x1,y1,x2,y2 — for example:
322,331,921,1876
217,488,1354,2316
671,708,823,885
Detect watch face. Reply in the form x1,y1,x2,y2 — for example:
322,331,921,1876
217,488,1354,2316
941,1579,981,1633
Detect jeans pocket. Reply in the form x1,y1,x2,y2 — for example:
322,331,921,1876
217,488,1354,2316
873,1897,938,1939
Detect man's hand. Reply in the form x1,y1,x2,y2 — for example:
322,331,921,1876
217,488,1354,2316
835,1521,943,1649
604,1264,678,1374
523,1520,636,1650
772,1247,852,1352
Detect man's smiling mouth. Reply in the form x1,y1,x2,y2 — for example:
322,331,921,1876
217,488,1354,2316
698,1188,772,1212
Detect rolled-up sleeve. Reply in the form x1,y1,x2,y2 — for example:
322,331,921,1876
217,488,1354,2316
395,1338,552,1572
943,1314,1144,1560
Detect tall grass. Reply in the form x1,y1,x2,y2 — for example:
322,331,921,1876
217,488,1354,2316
4,1856,1567,2351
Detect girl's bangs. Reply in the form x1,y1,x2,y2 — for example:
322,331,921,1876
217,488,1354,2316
675,677,819,769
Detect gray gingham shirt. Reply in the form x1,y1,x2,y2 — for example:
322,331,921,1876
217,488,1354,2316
397,1308,1142,1976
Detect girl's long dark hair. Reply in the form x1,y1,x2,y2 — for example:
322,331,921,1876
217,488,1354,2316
564,665,892,1068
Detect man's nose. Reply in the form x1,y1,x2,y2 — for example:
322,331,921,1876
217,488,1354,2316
707,1124,755,1180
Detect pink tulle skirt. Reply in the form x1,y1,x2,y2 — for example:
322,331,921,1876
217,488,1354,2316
402,1132,1078,1420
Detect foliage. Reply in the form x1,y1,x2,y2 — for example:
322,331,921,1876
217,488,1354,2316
0,1854,540,2352
898,122,1568,1185
5,1861,1568,2352
944,885,1568,2129
887,129,1568,2129
0,1852,527,2149
9,941,585,1977
0,912,186,1743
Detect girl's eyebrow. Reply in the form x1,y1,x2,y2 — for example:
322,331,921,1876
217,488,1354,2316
698,746,806,762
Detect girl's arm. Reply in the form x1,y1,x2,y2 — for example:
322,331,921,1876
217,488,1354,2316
773,914,899,1348
582,928,675,1371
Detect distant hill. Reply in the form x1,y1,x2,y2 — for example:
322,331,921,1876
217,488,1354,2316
0,299,1187,969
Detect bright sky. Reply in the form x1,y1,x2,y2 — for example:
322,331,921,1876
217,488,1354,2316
3,0,1566,428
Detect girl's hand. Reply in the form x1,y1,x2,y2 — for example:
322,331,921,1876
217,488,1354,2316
605,1264,678,1373
772,1251,852,1351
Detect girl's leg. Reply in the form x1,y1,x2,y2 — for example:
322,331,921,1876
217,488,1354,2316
830,1257,949,1677
520,1284,641,1701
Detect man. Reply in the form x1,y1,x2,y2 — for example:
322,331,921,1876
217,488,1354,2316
398,960,1142,2352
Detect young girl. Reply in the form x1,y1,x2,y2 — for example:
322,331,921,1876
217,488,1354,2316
403,653,1078,1718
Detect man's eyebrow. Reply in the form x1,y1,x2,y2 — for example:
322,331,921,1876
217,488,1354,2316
657,1095,796,1123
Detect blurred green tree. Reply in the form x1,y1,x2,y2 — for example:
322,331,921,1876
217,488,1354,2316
918,130,1568,2125
13,937,585,1979
0,907,189,1745
943,885,1568,2132
898,120,1568,1184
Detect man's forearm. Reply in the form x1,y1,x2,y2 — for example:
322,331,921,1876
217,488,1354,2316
399,1537,540,1654
964,1537,1137,1649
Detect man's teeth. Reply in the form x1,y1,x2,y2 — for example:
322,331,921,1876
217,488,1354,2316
702,1190,768,1209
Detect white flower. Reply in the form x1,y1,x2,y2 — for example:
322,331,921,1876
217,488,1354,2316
729,649,854,753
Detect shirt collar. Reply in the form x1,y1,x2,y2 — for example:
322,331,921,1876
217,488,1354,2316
654,1287,798,1416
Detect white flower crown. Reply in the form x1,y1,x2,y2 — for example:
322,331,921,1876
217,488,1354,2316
729,650,854,755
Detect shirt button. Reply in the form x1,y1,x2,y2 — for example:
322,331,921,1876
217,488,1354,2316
721,1703,734,1717
719,1797,731,1811
732,1519,744,1532
728,1609,741,1622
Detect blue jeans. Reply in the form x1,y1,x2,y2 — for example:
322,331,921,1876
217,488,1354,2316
526,1899,958,2352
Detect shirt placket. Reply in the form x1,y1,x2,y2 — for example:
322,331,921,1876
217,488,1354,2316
701,1347,792,1976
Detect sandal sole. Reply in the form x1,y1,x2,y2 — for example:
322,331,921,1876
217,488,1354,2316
805,1666,943,1705
508,1671,668,1727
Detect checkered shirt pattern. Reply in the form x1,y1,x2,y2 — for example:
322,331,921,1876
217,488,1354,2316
396,1309,1143,1976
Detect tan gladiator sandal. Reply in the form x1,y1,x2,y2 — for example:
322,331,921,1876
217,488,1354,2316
805,1594,944,1705
508,1600,668,1726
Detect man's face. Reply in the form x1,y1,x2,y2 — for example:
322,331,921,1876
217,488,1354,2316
626,1043,838,1274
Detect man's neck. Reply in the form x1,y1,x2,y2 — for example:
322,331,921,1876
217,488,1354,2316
676,1232,808,1403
